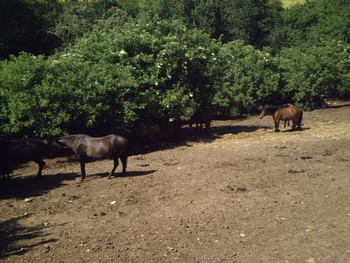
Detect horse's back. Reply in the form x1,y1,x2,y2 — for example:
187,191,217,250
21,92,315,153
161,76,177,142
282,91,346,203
89,134,128,157
277,104,301,120
109,134,128,146
286,105,301,117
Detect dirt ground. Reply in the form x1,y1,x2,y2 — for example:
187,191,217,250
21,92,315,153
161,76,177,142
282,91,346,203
1,102,350,263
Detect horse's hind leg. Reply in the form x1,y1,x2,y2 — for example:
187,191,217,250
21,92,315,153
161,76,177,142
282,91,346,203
35,159,46,177
120,154,128,175
297,110,303,130
79,161,86,182
108,158,119,179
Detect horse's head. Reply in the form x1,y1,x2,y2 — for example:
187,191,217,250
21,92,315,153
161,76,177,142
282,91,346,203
55,135,80,149
259,105,268,119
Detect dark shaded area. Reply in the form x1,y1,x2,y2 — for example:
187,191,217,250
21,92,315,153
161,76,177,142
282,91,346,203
0,172,78,200
85,169,157,180
133,122,272,155
0,215,58,260
0,0,60,59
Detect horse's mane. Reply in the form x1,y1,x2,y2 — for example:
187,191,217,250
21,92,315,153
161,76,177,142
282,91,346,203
280,103,292,108
264,105,280,114
265,104,292,113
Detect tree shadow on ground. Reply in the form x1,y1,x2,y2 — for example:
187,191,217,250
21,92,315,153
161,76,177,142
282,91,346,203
0,215,58,260
81,170,157,180
0,172,79,200
326,101,350,109
133,124,272,155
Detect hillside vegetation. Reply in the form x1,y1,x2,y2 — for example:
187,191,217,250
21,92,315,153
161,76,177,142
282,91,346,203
282,0,305,7
0,0,349,138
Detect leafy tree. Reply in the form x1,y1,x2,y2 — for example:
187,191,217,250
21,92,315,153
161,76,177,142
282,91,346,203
278,0,350,48
0,53,48,137
278,40,350,109
213,41,281,114
49,1,127,47
0,0,58,59
138,0,274,47
71,17,220,122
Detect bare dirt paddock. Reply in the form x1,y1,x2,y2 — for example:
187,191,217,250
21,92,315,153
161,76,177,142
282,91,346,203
1,102,350,263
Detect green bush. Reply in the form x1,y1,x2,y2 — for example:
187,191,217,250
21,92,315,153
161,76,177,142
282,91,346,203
0,53,48,137
278,40,350,109
0,18,220,138
70,17,220,122
213,41,281,114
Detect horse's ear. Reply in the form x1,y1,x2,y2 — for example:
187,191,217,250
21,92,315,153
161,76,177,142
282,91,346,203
258,105,263,110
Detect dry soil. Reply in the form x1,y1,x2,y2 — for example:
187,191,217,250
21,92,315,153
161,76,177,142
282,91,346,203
1,102,350,263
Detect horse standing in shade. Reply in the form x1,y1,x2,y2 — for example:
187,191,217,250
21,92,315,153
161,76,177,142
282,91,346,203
56,134,128,182
0,138,47,180
189,111,212,134
259,104,303,132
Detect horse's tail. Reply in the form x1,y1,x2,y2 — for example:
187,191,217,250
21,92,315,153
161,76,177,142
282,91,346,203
297,110,303,130
123,137,131,157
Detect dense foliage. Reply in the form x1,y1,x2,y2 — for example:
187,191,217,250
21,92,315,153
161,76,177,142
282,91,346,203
0,0,349,138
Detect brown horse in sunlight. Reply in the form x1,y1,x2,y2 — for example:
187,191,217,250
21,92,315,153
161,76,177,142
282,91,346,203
0,138,47,180
259,104,303,132
56,134,128,181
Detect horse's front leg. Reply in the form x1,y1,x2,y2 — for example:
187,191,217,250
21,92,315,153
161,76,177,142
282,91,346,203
274,119,280,132
205,122,210,132
1,163,10,181
199,123,204,134
35,159,46,177
108,158,119,179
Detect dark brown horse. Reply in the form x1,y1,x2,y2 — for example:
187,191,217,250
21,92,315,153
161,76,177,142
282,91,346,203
56,134,128,181
0,138,47,180
259,104,303,132
189,111,212,134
